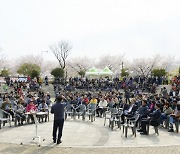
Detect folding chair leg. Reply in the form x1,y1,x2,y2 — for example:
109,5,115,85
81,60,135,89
165,119,169,129
15,118,17,127
104,118,106,126
117,120,121,129
175,122,179,133
82,115,85,121
111,120,114,131
91,115,93,122
134,128,136,137
132,127,136,137
65,113,67,120
147,125,149,135
125,126,128,138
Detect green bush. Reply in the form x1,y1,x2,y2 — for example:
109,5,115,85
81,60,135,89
78,70,85,77
121,68,129,77
0,69,10,77
17,63,41,78
51,67,64,78
152,68,166,77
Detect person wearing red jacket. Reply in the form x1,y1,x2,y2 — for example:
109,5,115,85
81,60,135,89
26,100,37,123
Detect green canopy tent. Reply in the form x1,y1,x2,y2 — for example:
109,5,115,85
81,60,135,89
99,66,114,76
85,67,99,77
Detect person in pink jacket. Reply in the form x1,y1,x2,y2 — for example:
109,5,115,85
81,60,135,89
26,100,37,112
26,100,37,123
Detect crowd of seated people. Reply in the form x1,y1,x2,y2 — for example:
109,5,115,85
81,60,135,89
0,80,51,127
58,78,179,134
54,76,168,93
0,75,179,135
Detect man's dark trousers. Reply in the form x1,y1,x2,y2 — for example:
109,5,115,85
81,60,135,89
53,119,64,142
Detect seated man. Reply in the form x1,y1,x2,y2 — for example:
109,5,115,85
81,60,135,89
168,103,180,132
138,103,161,135
137,100,149,128
38,100,49,122
137,100,149,118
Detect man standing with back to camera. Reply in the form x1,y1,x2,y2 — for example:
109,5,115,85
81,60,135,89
51,95,66,144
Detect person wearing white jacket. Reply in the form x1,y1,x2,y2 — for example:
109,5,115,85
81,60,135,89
96,97,107,117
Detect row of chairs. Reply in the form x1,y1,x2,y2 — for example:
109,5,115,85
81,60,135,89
104,108,123,130
65,103,96,122
104,109,160,138
0,109,49,129
0,109,11,129
104,109,180,138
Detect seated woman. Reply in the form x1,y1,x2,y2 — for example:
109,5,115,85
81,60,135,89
148,100,156,113
14,101,26,125
168,103,180,132
26,100,37,124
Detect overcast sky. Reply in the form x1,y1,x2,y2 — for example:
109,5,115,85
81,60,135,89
0,0,180,61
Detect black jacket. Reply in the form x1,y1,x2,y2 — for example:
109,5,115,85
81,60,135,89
137,105,149,117
149,109,161,121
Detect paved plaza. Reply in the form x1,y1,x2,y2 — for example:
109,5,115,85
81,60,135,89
0,113,180,153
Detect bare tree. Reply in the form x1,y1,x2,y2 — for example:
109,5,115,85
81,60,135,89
160,55,175,72
131,55,160,76
49,41,72,69
97,54,125,73
10,55,42,75
0,48,8,70
41,60,59,75
67,56,95,74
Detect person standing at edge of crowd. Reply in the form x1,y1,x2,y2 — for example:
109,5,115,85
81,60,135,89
51,95,66,144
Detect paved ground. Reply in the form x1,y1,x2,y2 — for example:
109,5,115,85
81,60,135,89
0,144,180,154
1,114,180,147
0,143,180,154
0,113,180,153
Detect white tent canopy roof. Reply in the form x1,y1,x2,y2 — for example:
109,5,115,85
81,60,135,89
99,66,114,75
85,67,99,76
85,66,114,77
